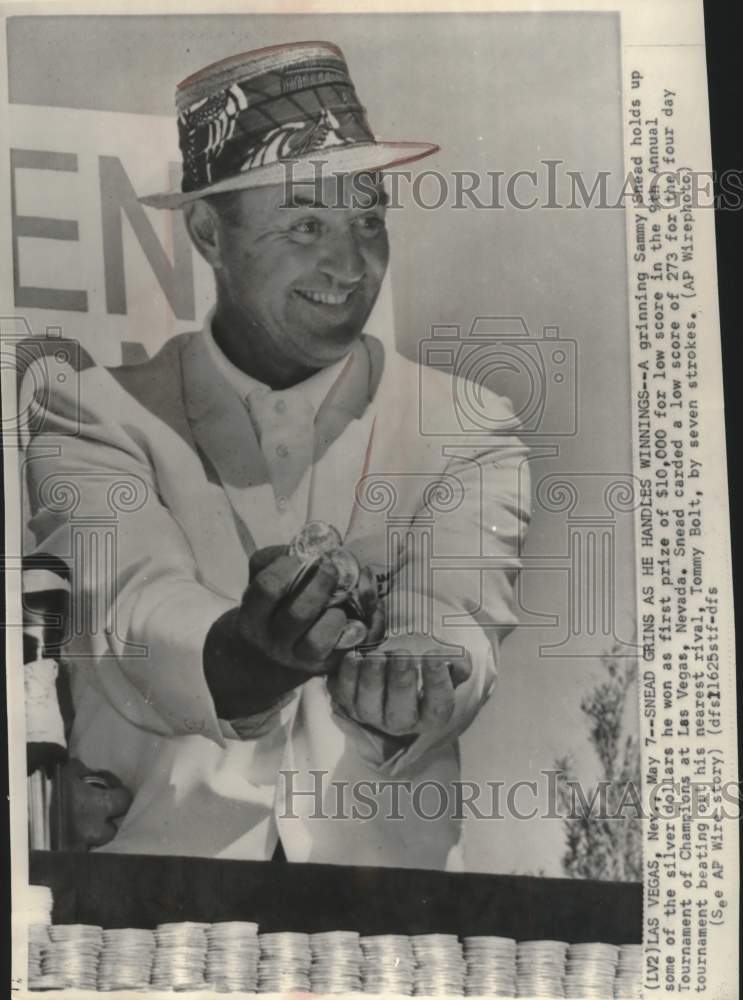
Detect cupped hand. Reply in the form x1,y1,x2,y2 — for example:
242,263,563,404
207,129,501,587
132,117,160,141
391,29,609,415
327,638,472,738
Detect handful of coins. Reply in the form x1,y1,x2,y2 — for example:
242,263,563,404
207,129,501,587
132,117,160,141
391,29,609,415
288,521,378,651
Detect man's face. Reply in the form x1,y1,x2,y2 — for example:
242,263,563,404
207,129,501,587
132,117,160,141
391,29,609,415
212,173,389,371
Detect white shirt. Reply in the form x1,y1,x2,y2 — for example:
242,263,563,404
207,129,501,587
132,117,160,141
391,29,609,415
204,310,351,543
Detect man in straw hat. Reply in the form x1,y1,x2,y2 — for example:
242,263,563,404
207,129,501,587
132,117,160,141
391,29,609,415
23,41,529,868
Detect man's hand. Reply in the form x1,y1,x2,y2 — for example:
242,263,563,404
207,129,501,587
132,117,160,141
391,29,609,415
204,545,383,721
327,639,472,740
236,545,353,673
53,759,132,851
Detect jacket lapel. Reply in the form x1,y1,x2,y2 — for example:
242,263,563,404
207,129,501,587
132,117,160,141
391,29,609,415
107,334,248,600
180,332,280,551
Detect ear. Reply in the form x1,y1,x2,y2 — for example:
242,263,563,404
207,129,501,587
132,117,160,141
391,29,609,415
183,200,223,269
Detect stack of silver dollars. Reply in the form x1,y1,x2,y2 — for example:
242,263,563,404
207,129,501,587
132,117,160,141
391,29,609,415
463,935,517,996
26,901,647,996
26,885,53,990
150,921,208,991
97,928,155,991
614,943,644,998
310,930,364,993
40,924,103,990
27,923,50,990
412,933,467,995
361,934,416,994
258,931,312,992
564,942,620,998
515,940,569,998
205,921,259,992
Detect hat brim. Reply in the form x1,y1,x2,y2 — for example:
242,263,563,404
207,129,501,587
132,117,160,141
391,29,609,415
139,140,439,209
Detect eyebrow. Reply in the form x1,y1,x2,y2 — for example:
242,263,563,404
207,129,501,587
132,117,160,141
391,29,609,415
289,194,328,208
282,186,389,210
366,186,390,207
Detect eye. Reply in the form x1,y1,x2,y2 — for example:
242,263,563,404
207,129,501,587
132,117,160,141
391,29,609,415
290,218,323,242
355,214,386,237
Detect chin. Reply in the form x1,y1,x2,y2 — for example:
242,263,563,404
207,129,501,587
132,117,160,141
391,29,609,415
295,326,365,365
308,340,359,368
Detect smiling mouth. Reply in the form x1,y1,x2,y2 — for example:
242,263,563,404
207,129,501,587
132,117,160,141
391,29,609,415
294,288,355,306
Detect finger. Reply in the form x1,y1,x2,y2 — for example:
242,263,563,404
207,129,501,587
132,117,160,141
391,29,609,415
419,653,456,728
293,608,348,665
360,604,386,649
354,656,386,728
327,656,359,714
239,554,305,634
248,545,289,580
334,620,369,651
448,652,473,688
272,560,340,644
383,653,419,735
356,566,379,620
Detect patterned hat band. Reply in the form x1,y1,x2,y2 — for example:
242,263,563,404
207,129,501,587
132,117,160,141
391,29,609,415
139,42,438,208
178,57,376,193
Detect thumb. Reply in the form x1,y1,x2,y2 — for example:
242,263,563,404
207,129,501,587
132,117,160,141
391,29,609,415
356,566,380,621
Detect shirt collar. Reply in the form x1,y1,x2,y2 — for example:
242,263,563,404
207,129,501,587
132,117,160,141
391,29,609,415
203,307,352,414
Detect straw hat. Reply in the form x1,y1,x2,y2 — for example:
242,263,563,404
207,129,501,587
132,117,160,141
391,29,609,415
140,40,438,209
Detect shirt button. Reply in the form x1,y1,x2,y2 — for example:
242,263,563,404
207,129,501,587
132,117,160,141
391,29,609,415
276,443,289,458
274,398,287,414
277,496,288,511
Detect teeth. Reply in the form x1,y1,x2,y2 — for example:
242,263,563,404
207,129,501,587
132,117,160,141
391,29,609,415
297,289,351,305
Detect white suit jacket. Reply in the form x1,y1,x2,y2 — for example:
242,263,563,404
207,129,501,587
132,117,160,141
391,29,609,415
22,329,529,870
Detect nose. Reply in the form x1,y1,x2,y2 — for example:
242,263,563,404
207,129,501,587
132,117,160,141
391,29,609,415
317,228,366,288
